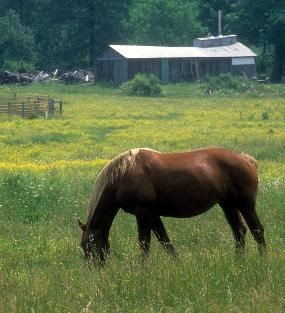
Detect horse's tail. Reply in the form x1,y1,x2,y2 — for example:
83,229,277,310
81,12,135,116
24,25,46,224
241,152,258,169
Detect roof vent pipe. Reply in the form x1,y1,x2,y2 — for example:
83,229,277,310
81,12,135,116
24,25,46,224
218,10,222,36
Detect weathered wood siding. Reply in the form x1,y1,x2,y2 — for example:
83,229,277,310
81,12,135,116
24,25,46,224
168,59,197,82
97,60,115,82
198,58,232,77
96,54,256,83
231,64,256,78
114,60,128,84
128,59,161,81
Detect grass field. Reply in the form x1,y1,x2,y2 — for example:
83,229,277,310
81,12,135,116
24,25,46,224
0,82,284,312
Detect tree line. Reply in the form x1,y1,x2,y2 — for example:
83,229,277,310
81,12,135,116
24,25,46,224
0,0,284,81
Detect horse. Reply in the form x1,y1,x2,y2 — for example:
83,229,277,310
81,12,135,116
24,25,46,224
78,147,266,263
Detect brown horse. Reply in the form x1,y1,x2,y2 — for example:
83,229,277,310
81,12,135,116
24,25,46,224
78,147,266,263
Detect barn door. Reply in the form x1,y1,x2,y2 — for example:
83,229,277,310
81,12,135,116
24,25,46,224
161,59,169,84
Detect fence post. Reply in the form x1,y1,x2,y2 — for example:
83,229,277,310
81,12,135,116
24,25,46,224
34,100,37,113
22,102,25,118
47,98,55,117
59,100,63,115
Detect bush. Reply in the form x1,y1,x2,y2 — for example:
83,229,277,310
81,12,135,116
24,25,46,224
261,111,270,120
120,73,162,96
202,73,254,94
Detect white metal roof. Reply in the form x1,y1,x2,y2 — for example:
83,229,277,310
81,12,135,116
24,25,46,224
108,42,256,59
195,34,237,41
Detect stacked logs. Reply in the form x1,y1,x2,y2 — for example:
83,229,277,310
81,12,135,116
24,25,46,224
0,69,94,85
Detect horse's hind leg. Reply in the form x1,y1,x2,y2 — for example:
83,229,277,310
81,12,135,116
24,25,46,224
221,206,247,254
239,206,266,255
152,216,177,257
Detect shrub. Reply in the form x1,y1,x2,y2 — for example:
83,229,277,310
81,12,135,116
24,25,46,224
261,111,270,120
202,73,254,94
120,73,162,96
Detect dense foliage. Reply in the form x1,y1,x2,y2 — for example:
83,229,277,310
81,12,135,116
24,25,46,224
0,10,36,70
227,0,285,82
120,73,162,96
0,0,284,80
202,74,256,94
123,0,205,45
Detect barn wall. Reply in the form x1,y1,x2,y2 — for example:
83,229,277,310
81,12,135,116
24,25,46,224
96,47,127,84
161,59,169,83
126,59,197,83
170,59,197,82
231,57,256,78
114,60,128,84
99,48,124,59
96,59,128,84
192,58,256,80
198,58,232,78
168,58,233,82
128,59,161,81
231,64,256,78
97,60,115,82
96,57,256,83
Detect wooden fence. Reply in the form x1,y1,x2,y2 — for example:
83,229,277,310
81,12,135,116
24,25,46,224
0,94,62,118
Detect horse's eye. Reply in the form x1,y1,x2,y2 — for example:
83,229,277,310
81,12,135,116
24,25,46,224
89,234,95,243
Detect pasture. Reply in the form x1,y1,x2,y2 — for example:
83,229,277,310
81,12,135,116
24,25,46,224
0,82,284,313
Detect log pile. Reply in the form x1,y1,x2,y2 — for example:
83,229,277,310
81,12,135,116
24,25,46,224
58,70,94,84
0,71,49,84
0,69,94,85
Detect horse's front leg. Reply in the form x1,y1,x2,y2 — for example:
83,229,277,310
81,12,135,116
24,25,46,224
135,205,152,260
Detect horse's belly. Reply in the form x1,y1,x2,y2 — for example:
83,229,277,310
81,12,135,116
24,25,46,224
155,191,218,218
117,177,220,218
156,201,215,218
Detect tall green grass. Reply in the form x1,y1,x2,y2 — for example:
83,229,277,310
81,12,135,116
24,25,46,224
0,82,284,312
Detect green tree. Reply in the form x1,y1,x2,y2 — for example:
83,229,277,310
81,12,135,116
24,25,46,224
228,0,285,81
32,0,130,69
0,9,37,70
29,0,89,69
79,0,131,67
0,0,131,70
124,0,206,45
198,0,235,36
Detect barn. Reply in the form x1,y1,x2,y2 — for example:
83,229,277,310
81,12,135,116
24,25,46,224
96,35,257,84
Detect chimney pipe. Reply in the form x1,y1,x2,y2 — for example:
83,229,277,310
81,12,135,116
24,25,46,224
218,10,222,36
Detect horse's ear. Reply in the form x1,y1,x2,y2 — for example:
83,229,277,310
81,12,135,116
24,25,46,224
77,219,87,232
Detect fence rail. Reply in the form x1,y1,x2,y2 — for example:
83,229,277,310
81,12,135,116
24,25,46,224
0,94,62,118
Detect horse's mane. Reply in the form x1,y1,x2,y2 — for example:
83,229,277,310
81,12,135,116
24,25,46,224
241,152,258,168
86,148,141,221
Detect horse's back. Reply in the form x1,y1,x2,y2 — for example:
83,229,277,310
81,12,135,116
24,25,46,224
138,147,257,180
137,147,258,195
117,147,258,217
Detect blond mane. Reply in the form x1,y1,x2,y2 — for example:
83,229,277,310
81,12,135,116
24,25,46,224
241,152,258,169
86,148,140,221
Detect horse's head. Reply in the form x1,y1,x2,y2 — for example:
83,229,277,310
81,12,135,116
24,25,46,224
78,219,108,263
78,219,97,261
